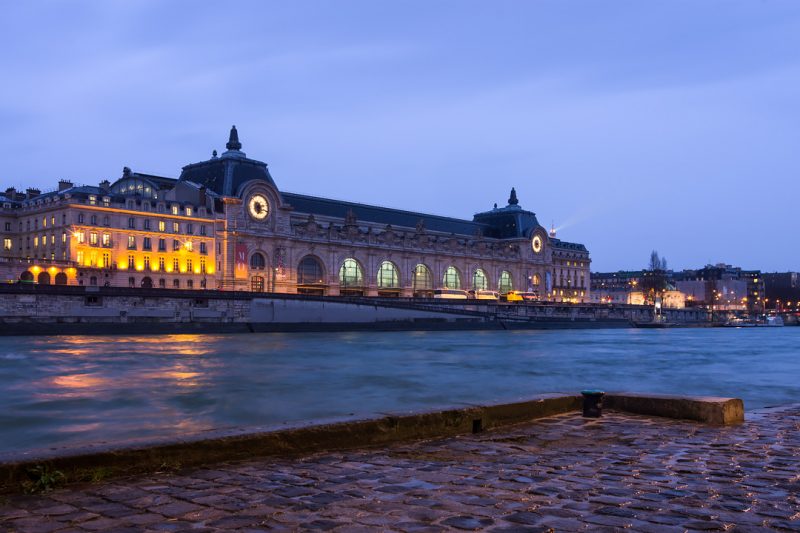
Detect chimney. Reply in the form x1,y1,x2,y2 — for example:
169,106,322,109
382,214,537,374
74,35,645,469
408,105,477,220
99,180,111,192
58,179,73,192
26,188,41,200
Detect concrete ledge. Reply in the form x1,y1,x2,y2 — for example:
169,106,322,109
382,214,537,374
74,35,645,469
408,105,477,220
605,393,744,425
0,392,744,493
0,393,581,494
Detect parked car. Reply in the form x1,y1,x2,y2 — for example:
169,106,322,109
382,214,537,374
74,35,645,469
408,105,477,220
433,289,468,299
505,291,539,302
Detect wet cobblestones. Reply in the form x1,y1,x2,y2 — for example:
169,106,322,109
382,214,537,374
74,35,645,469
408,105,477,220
2,408,799,532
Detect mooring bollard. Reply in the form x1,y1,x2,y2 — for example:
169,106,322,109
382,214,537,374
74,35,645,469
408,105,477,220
581,390,605,418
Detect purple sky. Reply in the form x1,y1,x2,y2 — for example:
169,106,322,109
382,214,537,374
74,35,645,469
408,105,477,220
1,1,798,272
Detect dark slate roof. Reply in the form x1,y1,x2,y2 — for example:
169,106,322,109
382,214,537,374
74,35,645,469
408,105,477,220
130,173,178,189
281,192,489,236
472,205,542,239
550,238,588,252
179,156,276,196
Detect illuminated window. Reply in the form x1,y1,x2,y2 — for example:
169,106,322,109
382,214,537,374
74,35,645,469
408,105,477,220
339,258,363,288
186,258,192,272
103,253,110,268
75,232,85,244
158,220,165,232
173,258,179,271
171,204,179,215
184,241,193,252
34,236,39,247
412,264,432,292
185,207,192,217
51,216,55,226
250,253,266,270
532,273,541,286
61,232,66,244
443,266,461,290
377,261,399,288
102,233,110,246
89,195,97,205
499,271,513,294
473,269,488,290
77,251,84,264
250,276,263,292
128,254,134,267
3,238,11,250
128,235,136,249
42,217,47,228
172,222,179,233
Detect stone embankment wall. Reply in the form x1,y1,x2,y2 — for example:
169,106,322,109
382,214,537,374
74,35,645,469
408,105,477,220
0,285,709,334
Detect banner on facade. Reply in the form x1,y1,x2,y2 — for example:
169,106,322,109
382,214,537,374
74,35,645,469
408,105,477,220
235,243,248,278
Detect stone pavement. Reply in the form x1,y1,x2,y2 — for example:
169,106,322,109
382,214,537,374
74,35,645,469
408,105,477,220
1,408,799,532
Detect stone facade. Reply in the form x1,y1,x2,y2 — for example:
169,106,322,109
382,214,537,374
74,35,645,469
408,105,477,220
0,127,591,301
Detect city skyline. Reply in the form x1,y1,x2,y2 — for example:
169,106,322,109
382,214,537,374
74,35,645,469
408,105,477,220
1,1,799,272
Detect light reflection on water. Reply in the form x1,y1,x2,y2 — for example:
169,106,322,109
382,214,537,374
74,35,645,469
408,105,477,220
0,328,798,454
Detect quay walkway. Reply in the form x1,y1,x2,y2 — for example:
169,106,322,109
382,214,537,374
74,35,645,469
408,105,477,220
1,407,798,531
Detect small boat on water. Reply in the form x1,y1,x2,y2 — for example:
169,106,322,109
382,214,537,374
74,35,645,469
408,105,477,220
757,316,785,327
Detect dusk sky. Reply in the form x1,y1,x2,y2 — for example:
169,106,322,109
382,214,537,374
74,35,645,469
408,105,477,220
1,1,798,272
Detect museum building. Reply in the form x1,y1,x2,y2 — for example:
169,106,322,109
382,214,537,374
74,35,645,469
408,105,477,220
0,127,591,301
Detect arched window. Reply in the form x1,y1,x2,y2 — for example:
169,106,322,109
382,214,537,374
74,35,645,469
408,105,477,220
473,269,488,290
250,252,266,270
499,270,513,294
412,264,432,292
187,280,194,289
37,271,51,285
339,258,363,288
532,273,541,286
443,266,461,290
298,256,324,285
377,261,399,288
54,272,67,285
19,271,33,283
90,276,98,286
141,277,153,288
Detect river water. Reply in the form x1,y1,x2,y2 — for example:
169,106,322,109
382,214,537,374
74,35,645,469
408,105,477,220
0,328,797,454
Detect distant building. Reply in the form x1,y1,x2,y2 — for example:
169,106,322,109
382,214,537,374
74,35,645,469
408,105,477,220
762,272,800,311
0,127,591,300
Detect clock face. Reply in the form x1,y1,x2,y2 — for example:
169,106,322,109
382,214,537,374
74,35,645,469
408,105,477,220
248,194,269,220
532,234,543,254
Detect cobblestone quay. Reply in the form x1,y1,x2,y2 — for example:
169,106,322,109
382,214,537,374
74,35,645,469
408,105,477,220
2,408,799,532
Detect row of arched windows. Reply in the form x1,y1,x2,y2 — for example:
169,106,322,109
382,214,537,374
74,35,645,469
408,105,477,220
284,256,519,293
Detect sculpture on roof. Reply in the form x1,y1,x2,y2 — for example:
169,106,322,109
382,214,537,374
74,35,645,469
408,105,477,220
508,187,519,206
226,125,242,151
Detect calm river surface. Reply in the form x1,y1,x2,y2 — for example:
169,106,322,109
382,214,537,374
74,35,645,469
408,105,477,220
0,328,797,454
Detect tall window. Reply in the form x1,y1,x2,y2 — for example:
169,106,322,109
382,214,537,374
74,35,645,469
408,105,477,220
102,233,111,246
159,257,165,271
128,254,135,268
412,264,432,291
90,215,97,225
250,252,266,270
75,232,85,244
173,258,179,272
377,261,399,288
443,266,461,289
298,256,324,284
158,238,166,251
3,238,11,250
103,253,110,268
143,237,151,250
199,242,207,254
339,258,363,287
128,217,135,229
158,220,165,232
499,270,513,294
144,256,151,270
473,269,488,290
89,232,98,245
172,221,179,233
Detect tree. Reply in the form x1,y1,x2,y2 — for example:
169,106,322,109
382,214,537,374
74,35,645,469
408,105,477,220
641,250,669,304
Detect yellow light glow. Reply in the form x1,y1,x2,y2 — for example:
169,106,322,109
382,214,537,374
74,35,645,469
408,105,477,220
118,261,128,270
135,263,144,272
179,267,187,273
66,268,76,276
84,259,92,267
31,266,41,274
48,267,58,275
193,266,201,274
165,266,173,273
152,265,159,272
208,267,215,274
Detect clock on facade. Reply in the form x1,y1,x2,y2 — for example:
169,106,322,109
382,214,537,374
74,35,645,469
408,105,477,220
532,234,543,254
248,194,269,220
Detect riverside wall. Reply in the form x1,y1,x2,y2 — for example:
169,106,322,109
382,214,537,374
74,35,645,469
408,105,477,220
0,284,710,335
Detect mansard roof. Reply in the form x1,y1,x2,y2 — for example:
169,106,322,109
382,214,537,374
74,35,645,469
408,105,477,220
178,126,276,196
550,238,588,252
281,192,489,236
